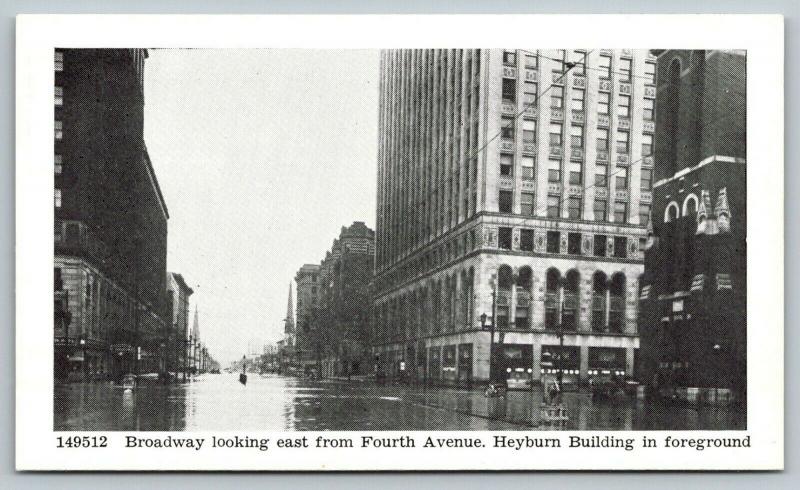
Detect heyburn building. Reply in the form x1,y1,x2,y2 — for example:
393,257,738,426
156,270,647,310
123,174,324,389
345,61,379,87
373,49,658,385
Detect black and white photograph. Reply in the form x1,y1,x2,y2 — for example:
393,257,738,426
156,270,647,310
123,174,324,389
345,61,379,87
15,14,782,471
50,47,748,433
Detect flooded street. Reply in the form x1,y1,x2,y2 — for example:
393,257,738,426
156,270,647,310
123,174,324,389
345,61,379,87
54,373,745,431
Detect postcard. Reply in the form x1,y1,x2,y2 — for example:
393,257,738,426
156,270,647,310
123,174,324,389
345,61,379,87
16,14,783,471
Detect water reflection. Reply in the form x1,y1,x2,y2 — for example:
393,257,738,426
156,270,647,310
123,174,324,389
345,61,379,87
54,374,745,431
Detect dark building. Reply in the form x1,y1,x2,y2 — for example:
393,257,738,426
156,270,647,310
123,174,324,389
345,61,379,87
313,222,375,377
638,50,746,403
54,49,170,381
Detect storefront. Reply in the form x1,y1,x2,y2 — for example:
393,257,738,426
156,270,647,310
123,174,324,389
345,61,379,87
540,345,581,385
588,347,628,379
457,343,473,386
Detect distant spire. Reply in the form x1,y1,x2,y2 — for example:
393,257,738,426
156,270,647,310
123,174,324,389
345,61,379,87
192,305,200,341
715,187,731,233
284,283,294,334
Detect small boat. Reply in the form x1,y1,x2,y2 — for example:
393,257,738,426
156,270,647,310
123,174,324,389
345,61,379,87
239,355,247,385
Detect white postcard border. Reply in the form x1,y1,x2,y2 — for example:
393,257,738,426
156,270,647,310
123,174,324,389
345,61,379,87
16,14,783,471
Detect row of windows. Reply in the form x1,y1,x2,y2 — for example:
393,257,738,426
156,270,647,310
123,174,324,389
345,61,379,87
503,49,656,85
499,154,654,189
493,226,631,259
502,118,653,156
376,265,631,337
503,80,655,122
497,191,651,224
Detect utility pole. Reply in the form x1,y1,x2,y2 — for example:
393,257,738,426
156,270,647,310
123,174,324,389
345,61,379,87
480,286,498,385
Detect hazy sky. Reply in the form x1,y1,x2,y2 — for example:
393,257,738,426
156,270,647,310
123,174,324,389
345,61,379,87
143,49,380,365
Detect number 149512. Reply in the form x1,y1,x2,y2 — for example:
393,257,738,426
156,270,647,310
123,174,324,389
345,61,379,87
56,436,108,448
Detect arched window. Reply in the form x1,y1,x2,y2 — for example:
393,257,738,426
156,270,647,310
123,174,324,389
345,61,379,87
432,281,442,334
609,273,626,333
516,267,532,329
496,265,513,328
448,275,457,331
563,270,580,330
664,58,682,177
460,270,471,330
682,193,698,216
689,51,705,165
664,201,680,222
420,287,429,335
545,268,561,329
591,271,608,332
467,267,475,328
443,276,451,332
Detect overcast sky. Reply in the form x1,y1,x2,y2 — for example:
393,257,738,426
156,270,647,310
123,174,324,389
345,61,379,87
144,49,380,365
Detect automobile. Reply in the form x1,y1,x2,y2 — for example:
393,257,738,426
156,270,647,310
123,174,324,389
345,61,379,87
120,373,136,390
505,368,533,390
589,375,639,399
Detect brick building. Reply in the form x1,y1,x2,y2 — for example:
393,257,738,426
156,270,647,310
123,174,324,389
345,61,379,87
638,50,746,402
54,49,169,381
313,222,375,377
373,49,657,386
294,264,321,372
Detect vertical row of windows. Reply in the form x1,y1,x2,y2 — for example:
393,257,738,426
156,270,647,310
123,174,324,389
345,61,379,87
54,50,64,209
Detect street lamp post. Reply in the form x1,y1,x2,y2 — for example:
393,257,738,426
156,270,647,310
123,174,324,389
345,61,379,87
480,286,498,385
160,341,167,383
79,336,87,382
556,323,566,390
187,334,193,378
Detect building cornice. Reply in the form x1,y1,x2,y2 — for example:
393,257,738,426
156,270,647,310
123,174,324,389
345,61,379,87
653,155,746,189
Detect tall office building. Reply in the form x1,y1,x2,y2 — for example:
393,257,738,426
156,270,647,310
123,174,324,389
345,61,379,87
638,50,746,402
54,49,169,380
373,49,656,385
294,263,321,371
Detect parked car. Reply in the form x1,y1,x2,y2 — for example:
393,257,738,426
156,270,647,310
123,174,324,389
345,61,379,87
590,375,639,399
506,370,533,390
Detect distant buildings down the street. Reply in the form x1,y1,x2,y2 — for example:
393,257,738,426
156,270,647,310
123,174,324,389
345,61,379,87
638,50,746,403
281,222,375,377
166,272,193,377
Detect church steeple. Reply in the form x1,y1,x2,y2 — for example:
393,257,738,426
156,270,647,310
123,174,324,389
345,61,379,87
284,283,294,334
191,306,200,341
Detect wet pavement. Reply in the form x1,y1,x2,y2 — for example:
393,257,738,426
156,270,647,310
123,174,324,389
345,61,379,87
54,373,745,431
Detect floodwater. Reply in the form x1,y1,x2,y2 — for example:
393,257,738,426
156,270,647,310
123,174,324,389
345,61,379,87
54,373,745,431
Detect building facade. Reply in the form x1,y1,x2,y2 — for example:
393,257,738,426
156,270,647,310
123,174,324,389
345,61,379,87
314,222,376,377
54,49,170,381
638,50,746,401
294,264,322,372
373,49,657,386
166,272,193,377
